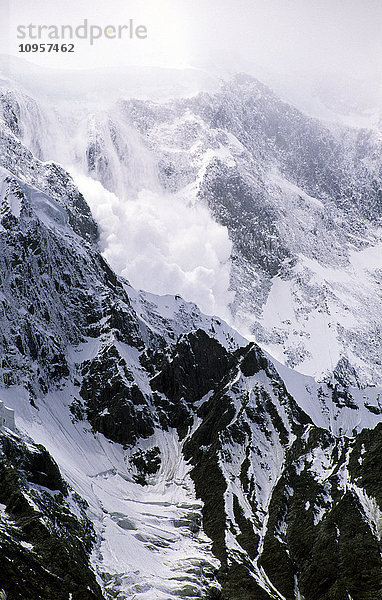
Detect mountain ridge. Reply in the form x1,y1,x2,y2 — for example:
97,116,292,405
0,68,382,599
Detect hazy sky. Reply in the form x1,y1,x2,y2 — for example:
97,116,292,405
0,0,381,121
1,0,381,82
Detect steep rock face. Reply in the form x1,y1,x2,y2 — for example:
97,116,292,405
0,116,240,599
178,343,382,599
0,430,102,600
0,119,98,243
150,329,235,438
122,77,382,384
2,74,382,383
0,170,120,396
0,138,236,444
257,427,382,600
151,329,233,405
190,76,381,219
1,78,382,600
80,344,155,445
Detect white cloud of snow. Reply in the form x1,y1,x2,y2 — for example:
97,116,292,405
73,173,235,321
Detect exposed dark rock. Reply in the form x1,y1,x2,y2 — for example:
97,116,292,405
0,432,104,600
2,78,382,600
130,446,161,484
151,329,233,405
81,345,154,445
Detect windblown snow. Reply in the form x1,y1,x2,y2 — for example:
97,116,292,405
73,173,234,322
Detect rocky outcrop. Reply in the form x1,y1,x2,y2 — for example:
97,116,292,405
1,79,382,600
0,431,103,600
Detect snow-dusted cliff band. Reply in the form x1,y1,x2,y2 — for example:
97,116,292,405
0,57,382,600
1,58,381,385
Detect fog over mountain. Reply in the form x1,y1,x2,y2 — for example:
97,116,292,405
1,0,382,118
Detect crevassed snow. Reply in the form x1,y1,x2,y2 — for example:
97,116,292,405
1,384,220,600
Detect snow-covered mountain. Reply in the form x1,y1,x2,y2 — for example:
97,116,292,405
1,58,382,600
1,61,381,385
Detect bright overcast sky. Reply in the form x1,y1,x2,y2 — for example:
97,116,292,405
0,0,381,97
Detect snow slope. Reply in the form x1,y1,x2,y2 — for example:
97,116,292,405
1,62,382,384
1,59,382,600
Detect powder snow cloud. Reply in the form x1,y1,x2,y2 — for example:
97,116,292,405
74,173,235,321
